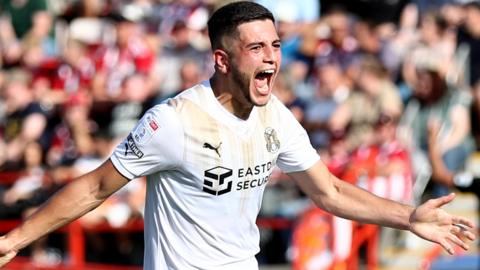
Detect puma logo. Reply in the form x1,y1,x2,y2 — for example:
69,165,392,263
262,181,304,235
203,142,222,157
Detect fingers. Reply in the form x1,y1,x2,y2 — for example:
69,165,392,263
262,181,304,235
450,225,461,235
447,232,469,250
452,223,477,241
452,216,476,229
442,224,476,255
439,238,454,255
462,230,477,241
429,193,455,208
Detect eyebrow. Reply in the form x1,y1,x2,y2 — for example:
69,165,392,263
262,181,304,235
245,39,281,48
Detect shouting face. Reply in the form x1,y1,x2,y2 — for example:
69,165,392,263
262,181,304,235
220,19,281,108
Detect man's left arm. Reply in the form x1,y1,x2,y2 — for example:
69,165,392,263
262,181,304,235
288,160,476,254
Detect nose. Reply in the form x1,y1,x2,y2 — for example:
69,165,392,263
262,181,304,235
263,45,278,64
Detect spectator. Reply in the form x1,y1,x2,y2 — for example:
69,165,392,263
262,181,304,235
282,60,315,100
427,117,480,236
109,74,153,140
290,206,352,270
303,61,351,149
428,117,480,197
403,9,457,90
0,141,61,266
154,20,211,97
272,71,305,122
398,49,475,201
21,10,57,59
154,59,206,103
0,141,49,218
274,7,308,68
342,114,413,204
447,78,480,205
178,59,204,91
457,1,480,87
0,1,479,268
0,69,48,170
352,19,400,76
0,15,23,68
340,113,413,265
91,7,155,100
148,0,208,39
46,91,94,168
470,80,480,150
256,0,319,68
313,8,357,73
387,3,421,96
60,0,108,21
330,55,403,151
31,38,96,107
72,123,145,265
0,0,49,39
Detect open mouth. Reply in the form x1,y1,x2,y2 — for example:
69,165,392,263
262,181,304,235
254,69,275,95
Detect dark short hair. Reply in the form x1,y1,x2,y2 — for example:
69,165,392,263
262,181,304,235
464,1,480,10
207,1,275,50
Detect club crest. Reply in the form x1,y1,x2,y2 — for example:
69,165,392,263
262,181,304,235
264,127,280,153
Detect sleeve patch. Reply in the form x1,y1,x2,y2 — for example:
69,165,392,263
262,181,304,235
126,134,144,158
132,116,158,145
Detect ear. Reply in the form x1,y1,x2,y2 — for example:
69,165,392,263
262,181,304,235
213,49,229,74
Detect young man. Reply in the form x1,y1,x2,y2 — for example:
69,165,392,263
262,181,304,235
0,2,476,269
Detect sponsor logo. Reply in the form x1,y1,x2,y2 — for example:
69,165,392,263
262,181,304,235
264,127,280,153
236,161,273,191
132,115,157,145
202,161,274,195
237,161,273,177
134,126,148,143
126,134,144,158
203,166,233,196
148,118,159,131
236,176,269,190
203,142,222,157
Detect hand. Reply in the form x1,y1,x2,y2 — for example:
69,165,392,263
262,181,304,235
0,236,17,268
399,3,419,30
409,193,476,254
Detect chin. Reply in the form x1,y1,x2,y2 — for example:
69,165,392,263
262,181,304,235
252,95,271,107
247,82,273,107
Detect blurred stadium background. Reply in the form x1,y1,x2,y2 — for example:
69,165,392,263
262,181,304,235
0,0,479,269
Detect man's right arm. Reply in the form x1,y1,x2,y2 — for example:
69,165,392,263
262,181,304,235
0,159,129,267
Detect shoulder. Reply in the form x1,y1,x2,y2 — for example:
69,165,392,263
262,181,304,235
24,102,47,116
346,91,366,105
167,82,209,108
141,102,182,133
448,87,472,107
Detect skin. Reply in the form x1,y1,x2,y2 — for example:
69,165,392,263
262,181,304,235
0,18,476,268
210,19,281,119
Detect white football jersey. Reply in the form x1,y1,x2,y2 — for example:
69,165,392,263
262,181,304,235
110,81,320,269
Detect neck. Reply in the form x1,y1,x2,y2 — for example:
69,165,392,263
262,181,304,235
210,75,254,120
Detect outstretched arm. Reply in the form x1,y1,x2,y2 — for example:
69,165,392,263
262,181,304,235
0,159,129,267
288,160,476,254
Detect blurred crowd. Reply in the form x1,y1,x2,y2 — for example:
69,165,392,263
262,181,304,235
0,0,479,268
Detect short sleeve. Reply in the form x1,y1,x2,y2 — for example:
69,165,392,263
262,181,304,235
275,103,320,173
110,104,184,179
